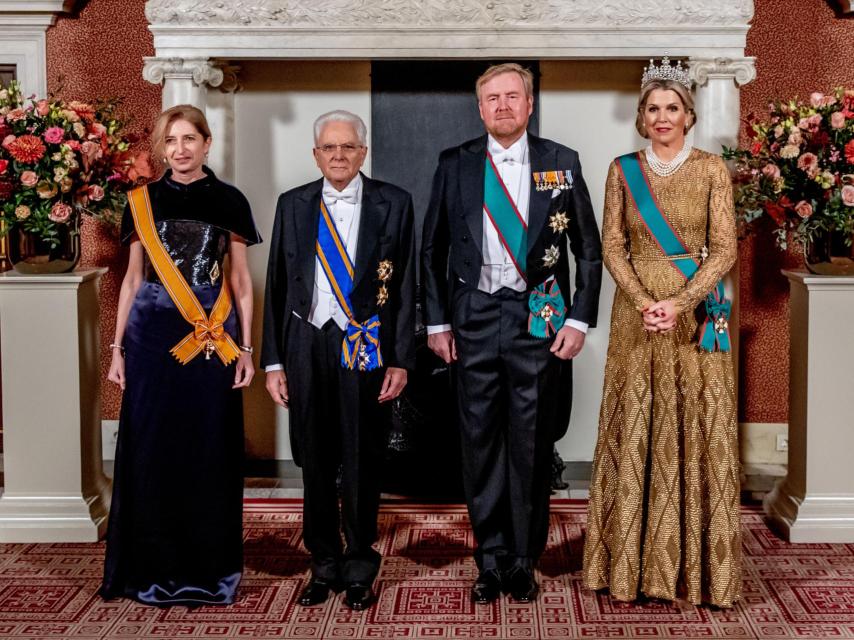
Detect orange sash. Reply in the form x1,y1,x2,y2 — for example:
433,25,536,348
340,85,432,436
127,186,240,366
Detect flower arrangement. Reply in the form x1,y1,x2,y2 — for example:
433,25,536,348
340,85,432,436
0,80,150,247
723,88,854,252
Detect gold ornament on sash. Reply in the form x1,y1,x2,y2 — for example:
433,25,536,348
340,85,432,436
542,245,560,267
209,261,220,285
548,212,569,234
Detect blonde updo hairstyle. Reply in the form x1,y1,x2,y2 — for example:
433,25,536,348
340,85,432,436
151,104,212,172
636,79,696,139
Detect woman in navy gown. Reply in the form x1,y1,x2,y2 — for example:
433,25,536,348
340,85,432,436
100,105,261,606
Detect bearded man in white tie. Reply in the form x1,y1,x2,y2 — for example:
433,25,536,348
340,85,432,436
421,64,602,604
261,110,415,611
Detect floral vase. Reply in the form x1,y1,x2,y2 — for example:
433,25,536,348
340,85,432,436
804,229,854,276
7,218,81,274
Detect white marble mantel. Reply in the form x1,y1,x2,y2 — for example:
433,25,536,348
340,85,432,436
144,0,754,58
142,0,756,156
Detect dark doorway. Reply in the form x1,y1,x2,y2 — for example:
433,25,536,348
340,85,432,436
371,60,540,247
371,61,540,499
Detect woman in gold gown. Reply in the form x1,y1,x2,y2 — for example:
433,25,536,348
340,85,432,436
582,62,741,608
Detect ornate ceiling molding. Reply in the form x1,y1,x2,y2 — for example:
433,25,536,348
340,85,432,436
144,0,754,60
146,0,753,28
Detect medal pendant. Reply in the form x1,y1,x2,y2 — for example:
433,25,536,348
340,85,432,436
205,340,215,360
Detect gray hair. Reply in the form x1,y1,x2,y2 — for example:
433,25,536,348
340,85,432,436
313,110,368,146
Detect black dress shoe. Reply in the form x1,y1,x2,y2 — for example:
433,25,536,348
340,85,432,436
298,577,337,606
471,569,502,604
344,583,375,611
505,568,538,603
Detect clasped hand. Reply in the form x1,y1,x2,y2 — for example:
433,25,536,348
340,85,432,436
642,299,677,333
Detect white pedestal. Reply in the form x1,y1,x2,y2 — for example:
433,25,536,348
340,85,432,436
763,270,854,543
0,268,111,542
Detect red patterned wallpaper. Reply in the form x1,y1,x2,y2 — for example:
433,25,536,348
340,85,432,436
739,0,854,422
43,0,854,423
47,0,159,419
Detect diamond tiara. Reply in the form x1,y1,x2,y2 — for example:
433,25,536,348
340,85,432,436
641,56,692,90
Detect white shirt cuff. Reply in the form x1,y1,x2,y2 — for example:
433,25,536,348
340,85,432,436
563,319,589,334
265,364,284,372
426,324,452,335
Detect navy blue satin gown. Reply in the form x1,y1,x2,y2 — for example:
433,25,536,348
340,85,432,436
100,170,260,606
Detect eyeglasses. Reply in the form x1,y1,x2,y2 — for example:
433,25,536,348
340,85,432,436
315,143,365,155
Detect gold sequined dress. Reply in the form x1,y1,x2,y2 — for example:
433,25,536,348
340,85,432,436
582,149,741,607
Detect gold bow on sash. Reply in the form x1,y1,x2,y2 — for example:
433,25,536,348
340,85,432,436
128,186,240,366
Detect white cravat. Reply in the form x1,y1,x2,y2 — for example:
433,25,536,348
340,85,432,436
265,175,363,373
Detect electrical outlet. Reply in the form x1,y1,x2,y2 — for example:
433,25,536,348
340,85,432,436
776,434,789,452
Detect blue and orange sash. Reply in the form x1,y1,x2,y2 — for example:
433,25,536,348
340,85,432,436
615,152,731,353
484,153,527,281
315,200,383,371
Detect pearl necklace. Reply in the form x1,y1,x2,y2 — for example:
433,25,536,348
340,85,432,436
645,143,692,177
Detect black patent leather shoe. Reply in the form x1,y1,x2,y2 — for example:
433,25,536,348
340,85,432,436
344,583,375,611
471,569,502,604
505,568,539,603
298,577,337,606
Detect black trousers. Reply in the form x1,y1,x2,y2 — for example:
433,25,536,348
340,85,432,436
284,318,385,585
453,287,560,572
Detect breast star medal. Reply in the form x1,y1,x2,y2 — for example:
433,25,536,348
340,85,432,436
377,286,389,307
376,259,393,307
209,261,220,285
548,212,569,234
542,245,560,268
377,259,393,282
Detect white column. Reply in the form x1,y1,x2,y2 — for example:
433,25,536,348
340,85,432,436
687,57,756,153
687,57,756,370
142,57,225,110
204,65,241,181
764,271,854,543
0,268,111,542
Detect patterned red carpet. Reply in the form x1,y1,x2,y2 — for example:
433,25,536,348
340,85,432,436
0,500,853,639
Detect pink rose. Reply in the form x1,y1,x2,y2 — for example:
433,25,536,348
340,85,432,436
0,158,7,175
43,126,64,144
65,139,80,151
794,200,814,218
808,114,823,130
761,163,781,180
35,100,49,117
87,184,105,201
810,92,825,107
20,170,38,187
797,152,819,178
80,140,101,170
842,185,854,207
48,201,73,223
831,111,846,129
2,134,15,149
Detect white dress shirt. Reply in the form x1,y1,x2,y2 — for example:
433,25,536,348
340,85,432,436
266,174,363,372
426,134,588,336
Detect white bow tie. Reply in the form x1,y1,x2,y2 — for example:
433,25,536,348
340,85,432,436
323,184,359,205
492,147,523,165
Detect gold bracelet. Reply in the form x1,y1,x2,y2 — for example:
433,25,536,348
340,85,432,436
239,345,253,354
